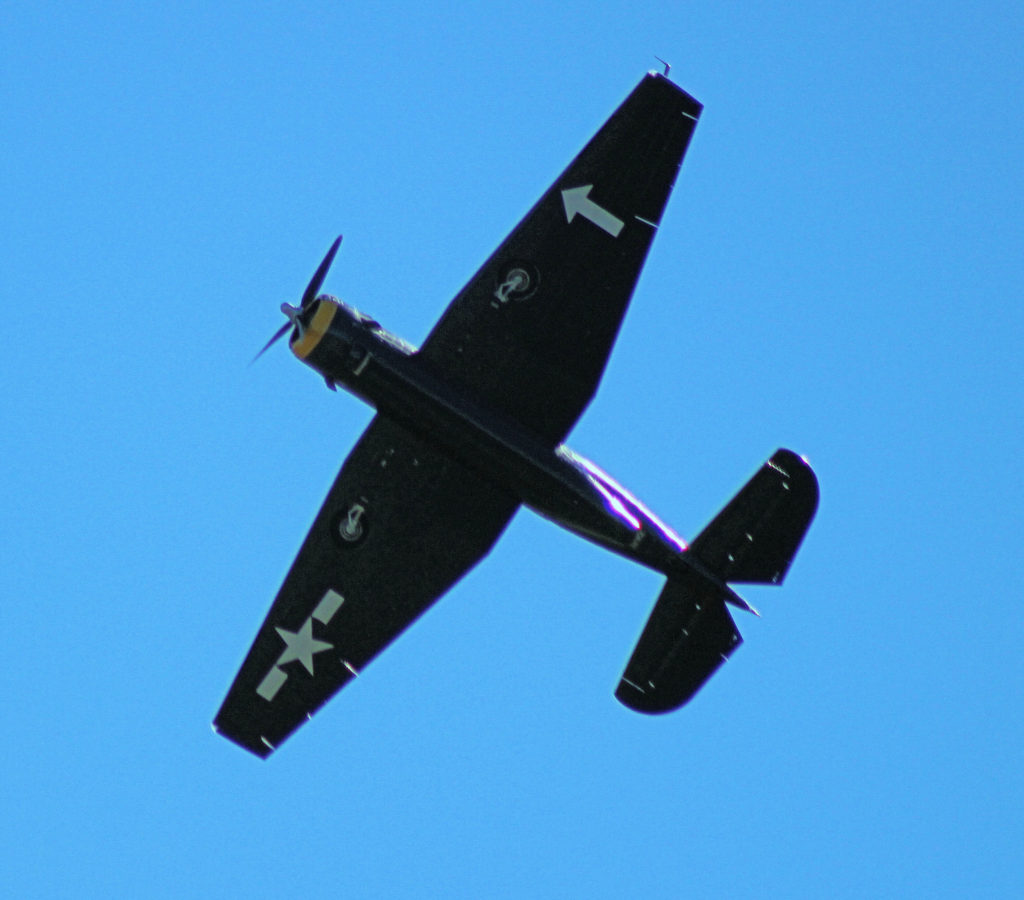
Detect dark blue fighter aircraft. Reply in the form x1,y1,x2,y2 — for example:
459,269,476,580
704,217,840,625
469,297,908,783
214,72,819,758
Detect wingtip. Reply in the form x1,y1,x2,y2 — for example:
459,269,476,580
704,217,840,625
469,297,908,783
212,712,276,759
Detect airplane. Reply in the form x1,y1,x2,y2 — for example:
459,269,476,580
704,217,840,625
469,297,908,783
214,72,819,758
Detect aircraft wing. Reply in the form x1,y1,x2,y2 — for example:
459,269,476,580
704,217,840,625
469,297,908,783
417,73,702,444
214,414,519,757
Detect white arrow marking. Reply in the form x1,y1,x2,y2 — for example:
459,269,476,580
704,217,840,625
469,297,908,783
561,185,624,237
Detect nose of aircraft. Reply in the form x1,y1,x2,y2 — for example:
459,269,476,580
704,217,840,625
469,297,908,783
250,235,343,364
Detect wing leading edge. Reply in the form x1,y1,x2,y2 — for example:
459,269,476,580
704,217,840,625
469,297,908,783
418,73,702,444
214,415,518,757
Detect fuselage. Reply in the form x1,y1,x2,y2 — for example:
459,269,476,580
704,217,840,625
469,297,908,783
289,296,690,575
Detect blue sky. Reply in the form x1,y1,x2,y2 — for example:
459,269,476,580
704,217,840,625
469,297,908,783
3,2,1022,897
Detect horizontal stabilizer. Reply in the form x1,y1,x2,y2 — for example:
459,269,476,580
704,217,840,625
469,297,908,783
690,449,818,585
616,570,741,714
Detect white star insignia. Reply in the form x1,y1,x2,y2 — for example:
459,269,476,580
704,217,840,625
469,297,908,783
274,619,333,676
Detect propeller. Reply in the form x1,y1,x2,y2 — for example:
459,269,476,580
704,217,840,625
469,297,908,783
251,235,342,364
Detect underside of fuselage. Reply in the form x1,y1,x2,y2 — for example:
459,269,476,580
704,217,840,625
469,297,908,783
289,296,690,576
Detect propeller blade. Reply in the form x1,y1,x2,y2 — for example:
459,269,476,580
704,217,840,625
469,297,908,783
251,236,342,365
250,321,293,366
300,235,342,309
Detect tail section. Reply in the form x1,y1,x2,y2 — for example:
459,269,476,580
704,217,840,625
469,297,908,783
616,449,818,714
